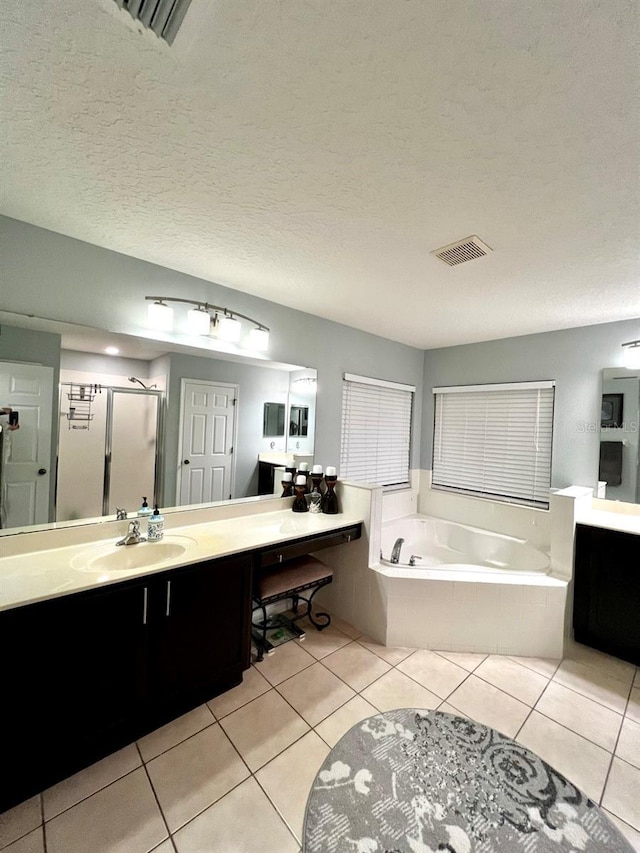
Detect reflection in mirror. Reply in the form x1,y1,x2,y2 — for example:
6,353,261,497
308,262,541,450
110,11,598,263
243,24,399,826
0,317,317,534
599,367,640,503
289,405,309,437
263,402,286,437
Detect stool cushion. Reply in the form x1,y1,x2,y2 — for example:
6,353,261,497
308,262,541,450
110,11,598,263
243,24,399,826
256,556,333,600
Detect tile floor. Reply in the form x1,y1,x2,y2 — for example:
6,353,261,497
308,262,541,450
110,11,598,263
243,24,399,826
1,615,639,853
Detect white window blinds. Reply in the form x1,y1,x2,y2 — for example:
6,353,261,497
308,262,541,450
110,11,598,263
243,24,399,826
432,381,555,508
340,373,414,487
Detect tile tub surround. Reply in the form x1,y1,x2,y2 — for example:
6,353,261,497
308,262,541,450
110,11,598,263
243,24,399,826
1,621,639,853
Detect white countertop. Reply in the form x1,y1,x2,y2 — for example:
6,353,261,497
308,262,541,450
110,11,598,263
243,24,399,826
0,510,363,612
575,508,640,535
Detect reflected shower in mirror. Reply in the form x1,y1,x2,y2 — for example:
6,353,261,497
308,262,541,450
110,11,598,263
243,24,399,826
599,367,640,503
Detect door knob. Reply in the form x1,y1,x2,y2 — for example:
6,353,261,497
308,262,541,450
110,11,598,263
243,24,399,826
183,459,190,464
38,468,47,475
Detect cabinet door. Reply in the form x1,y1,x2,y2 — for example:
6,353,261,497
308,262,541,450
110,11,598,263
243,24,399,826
151,555,252,719
574,525,640,665
1,581,148,811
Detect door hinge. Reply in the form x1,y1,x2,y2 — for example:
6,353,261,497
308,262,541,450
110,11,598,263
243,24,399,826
229,493,232,500
233,398,237,406
230,446,234,454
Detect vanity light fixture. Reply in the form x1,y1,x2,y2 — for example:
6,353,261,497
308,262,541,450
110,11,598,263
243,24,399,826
622,339,640,369
147,299,174,332
186,305,211,336
145,296,270,351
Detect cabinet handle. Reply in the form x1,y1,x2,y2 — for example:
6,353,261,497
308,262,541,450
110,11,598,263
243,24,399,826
344,533,352,542
277,554,283,563
142,587,148,625
165,580,171,616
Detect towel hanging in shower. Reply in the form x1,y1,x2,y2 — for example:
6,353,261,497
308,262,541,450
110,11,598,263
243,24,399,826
599,441,623,487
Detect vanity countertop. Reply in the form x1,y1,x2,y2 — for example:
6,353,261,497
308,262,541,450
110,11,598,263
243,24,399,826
575,508,640,535
0,510,363,613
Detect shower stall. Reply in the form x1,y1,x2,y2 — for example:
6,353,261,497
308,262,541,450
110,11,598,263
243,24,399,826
56,383,164,521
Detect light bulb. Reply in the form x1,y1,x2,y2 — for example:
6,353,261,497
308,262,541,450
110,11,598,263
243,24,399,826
187,307,211,335
623,343,640,369
218,315,242,342
248,327,269,351
148,301,173,332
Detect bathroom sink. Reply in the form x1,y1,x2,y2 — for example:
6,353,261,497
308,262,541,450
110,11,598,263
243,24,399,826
72,536,197,573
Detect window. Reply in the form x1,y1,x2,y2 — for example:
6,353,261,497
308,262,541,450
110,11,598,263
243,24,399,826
340,373,414,488
432,381,555,508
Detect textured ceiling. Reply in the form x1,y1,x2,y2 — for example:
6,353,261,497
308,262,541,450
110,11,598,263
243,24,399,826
1,0,639,348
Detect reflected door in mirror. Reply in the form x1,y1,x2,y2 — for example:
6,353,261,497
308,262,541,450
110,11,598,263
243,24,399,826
0,362,54,528
179,379,237,505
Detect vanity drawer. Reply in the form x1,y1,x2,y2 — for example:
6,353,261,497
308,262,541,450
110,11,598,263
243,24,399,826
259,523,361,568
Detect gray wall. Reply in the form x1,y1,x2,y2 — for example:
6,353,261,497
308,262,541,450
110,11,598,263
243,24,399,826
421,319,640,492
163,353,290,502
0,324,61,519
0,216,425,478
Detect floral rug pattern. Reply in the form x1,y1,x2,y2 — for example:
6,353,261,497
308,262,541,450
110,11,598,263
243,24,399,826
303,709,632,853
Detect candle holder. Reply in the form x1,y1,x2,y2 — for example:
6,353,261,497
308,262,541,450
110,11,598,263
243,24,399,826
281,472,294,498
292,475,309,512
321,467,339,514
296,463,310,493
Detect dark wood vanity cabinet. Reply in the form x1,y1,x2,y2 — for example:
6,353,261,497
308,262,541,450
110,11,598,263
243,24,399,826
573,523,640,665
1,553,252,812
151,554,251,718
1,523,359,811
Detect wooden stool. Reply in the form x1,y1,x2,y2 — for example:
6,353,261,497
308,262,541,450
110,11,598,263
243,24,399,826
252,555,333,661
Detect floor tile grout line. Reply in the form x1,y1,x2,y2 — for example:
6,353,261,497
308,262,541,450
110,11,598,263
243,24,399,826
470,669,549,710
560,654,637,689
506,655,562,680
550,673,631,716
251,772,303,848
597,677,636,808
41,763,142,825
153,723,256,843
136,741,175,851
139,716,218,765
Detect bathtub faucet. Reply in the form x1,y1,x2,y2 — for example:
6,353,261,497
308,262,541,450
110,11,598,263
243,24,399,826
390,537,405,564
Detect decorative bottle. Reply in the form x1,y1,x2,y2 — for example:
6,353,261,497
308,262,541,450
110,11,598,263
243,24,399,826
322,467,339,514
137,497,153,518
147,505,165,540
292,475,309,512
308,465,323,513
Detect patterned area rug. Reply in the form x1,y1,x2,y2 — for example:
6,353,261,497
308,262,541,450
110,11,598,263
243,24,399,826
303,709,633,852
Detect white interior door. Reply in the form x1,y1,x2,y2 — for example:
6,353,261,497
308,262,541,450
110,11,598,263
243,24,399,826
0,362,54,528
179,379,237,505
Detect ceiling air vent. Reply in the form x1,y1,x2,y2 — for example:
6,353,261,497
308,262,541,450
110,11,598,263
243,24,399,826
431,235,493,266
114,0,193,45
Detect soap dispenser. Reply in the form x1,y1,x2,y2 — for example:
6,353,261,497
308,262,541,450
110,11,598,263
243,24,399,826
137,497,153,518
147,505,165,541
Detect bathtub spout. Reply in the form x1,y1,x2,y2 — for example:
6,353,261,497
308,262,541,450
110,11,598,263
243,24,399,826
390,537,405,564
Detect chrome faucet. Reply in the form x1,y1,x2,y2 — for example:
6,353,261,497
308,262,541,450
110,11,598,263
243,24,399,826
390,537,405,564
116,519,146,546
115,507,128,521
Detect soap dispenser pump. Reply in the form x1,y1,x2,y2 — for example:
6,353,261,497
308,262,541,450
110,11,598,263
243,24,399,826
147,505,165,541
137,497,153,517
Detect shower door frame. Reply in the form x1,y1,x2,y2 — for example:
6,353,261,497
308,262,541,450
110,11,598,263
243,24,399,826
102,386,165,516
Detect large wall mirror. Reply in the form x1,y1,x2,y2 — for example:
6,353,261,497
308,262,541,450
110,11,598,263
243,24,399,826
598,367,640,503
0,315,317,535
